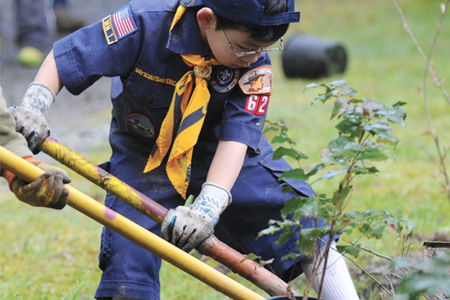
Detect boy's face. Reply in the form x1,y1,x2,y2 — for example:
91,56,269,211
197,8,276,68
205,28,274,68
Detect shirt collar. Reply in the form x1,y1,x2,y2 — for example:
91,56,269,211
166,9,212,58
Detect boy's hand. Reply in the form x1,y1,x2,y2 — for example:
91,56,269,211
3,158,71,209
161,182,232,252
10,83,55,153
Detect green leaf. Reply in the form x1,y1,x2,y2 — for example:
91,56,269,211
280,183,295,194
275,229,296,245
302,227,328,239
272,147,294,160
363,122,391,132
273,147,308,160
359,147,389,161
297,227,326,254
328,136,353,151
364,122,399,143
350,166,379,175
258,225,282,238
343,87,358,97
282,252,301,261
348,98,364,104
280,196,308,217
393,101,407,107
330,99,346,119
342,142,364,157
376,105,407,125
312,93,330,104
336,245,360,258
297,197,320,217
305,163,325,177
280,168,308,181
335,116,362,135
263,126,278,134
242,253,260,262
330,79,346,87
305,82,321,89
271,135,292,144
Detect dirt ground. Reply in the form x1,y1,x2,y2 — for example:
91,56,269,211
0,0,128,157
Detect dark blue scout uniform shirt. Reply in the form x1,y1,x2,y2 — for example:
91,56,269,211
58,1,254,175
53,0,313,198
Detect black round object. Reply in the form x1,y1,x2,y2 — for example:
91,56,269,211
282,33,348,79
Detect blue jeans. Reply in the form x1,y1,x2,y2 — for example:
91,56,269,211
15,0,52,50
53,0,67,8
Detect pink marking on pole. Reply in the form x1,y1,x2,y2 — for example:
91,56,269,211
104,207,117,220
45,136,58,143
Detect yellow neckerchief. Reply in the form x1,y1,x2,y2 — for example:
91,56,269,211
144,5,219,198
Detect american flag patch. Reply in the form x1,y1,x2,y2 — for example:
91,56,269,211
112,6,136,39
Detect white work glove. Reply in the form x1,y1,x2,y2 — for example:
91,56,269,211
10,82,55,153
161,182,232,252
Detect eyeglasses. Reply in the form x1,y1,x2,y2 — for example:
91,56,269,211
223,30,284,57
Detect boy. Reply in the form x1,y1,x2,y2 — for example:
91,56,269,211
10,0,359,299
0,86,70,209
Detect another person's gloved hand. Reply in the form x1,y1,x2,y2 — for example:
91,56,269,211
2,157,71,209
161,182,232,252
9,83,55,154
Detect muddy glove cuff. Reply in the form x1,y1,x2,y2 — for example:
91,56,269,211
161,182,232,252
1,156,37,188
10,82,55,153
2,157,71,209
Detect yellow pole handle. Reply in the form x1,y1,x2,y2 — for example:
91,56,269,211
0,146,265,300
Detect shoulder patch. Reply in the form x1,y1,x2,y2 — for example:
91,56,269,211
102,5,137,45
238,66,272,95
210,66,239,93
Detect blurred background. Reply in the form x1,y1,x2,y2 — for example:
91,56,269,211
0,0,449,299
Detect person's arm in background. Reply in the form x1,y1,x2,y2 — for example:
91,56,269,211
9,50,62,154
161,140,247,252
0,86,70,209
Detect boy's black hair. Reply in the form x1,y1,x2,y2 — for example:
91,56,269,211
214,0,289,43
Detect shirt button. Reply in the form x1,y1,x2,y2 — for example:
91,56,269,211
145,96,153,104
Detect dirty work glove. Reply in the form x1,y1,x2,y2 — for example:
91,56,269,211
161,182,232,252
10,82,55,154
2,157,71,209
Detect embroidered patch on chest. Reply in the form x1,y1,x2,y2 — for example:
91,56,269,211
238,66,273,95
102,5,137,45
244,94,270,116
210,66,239,93
126,113,155,138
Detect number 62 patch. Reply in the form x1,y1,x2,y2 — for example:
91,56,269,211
245,94,270,116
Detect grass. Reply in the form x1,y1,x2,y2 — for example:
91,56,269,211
1,0,449,299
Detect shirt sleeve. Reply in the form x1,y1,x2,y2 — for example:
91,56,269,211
0,88,32,158
53,4,143,95
219,54,272,152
